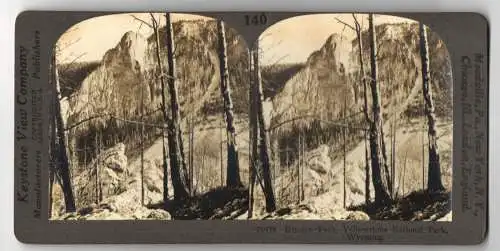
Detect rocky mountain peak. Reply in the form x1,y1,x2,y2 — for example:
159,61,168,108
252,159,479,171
304,33,352,79
102,31,147,71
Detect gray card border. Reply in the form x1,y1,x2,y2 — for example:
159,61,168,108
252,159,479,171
14,11,489,244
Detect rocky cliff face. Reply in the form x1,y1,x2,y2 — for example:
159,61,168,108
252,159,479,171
64,19,250,160
270,22,451,142
271,34,354,130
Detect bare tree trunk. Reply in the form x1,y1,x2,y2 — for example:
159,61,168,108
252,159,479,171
140,73,145,206
297,135,301,204
248,135,254,219
189,114,194,194
253,42,276,212
354,14,371,204
301,133,307,200
217,20,242,188
368,14,390,205
99,135,103,202
271,135,277,192
248,48,256,218
196,146,201,194
201,147,205,189
178,127,190,194
422,117,425,191
154,14,188,202
364,129,370,204
403,154,407,195
220,118,224,187
95,134,100,205
284,147,289,204
343,97,347,209
52,51,76,213
166,13,190,200
162,126,169,203
49,98,57,217
151,16,171,205
300,132,305,201
389,118,393,197
187,118,191,194
381,129,392,198
391,113,396,198
353,14,370,125
419,23,444,192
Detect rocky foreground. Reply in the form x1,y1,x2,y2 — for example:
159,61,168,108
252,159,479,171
54,200,371,221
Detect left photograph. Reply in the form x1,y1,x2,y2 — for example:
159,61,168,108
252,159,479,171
50,13,252,220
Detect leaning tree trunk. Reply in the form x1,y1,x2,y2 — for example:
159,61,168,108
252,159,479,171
155,14,189,201
368,14,390,205
419,23,444,192
217,19,242,188
253,42,276,213
52,51,76,213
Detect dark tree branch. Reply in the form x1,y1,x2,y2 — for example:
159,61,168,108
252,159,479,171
335,18,356,31
64,113,111,131
130,14,153,29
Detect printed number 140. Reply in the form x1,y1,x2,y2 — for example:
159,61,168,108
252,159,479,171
245,14,268,26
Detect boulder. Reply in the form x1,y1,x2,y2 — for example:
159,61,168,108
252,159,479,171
73,143,129,208
345,211,370,221
306,145,331,174
100,143,128,173
133,208,171,220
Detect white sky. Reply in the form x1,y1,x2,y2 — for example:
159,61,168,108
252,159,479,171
57,13,416,65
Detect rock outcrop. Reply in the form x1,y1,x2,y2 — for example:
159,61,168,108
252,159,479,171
73,143,129,208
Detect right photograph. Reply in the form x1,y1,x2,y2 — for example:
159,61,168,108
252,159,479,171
254,13,452,221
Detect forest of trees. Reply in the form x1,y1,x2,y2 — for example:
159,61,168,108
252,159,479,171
50,13,450,220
